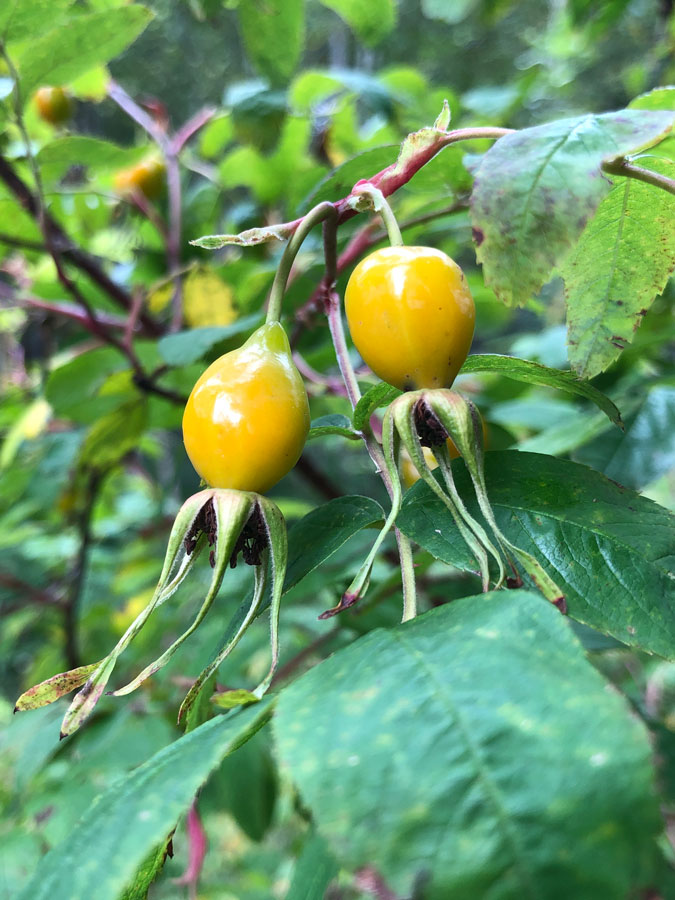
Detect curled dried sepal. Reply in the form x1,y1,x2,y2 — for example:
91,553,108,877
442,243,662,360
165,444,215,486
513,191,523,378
14,661,102,713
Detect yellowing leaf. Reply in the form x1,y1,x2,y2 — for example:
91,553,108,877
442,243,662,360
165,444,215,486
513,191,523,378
0,397,51,468
147,282,173,314
183,269,238,328
112,588,156,634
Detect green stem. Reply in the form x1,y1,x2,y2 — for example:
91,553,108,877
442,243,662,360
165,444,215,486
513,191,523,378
397,530,418,622
602,158,675,197
353,183,404,246
266,201,337,324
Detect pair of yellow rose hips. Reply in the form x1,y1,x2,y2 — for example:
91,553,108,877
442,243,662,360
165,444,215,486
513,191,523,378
182,245,475,493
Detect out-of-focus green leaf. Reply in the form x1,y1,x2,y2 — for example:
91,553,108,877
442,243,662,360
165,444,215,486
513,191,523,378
317,0,396,45
45,347,128,423
471,109,675,306
78,399,147,469
398,451,675,658
306,145,398,206
285,495,384,591
562,157,675,377
421,0,478,25
574,385,675,490
212,728,277,842
157,315,262,366
286,832,339,900
16,701,274,900
237,0,304,85
629,86,675,111
0,0,72,42
15,6,153,95
37,138,145,182
275,592,659,898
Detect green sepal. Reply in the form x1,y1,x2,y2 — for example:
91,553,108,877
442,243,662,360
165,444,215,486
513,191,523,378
393,392,500,591
211,688,260,710
250,496,288,697
111,491,257,697
429,390,566,609
178,563,270,727
59,490,216,737
332,404,404,615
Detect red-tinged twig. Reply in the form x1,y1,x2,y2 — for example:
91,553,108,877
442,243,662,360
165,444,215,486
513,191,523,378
269,627,340,688
173,801,207,900
124,289,146,352
108,85,215,333
171,107,217,154
0,156,162,335
0,572,62,617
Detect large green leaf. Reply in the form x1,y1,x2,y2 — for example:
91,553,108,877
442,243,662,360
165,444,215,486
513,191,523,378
574,385,675,489
237,0,304,85
461,354,622,425
15,6,152,95
562,157,675,377
398,451,675,657
16,701,273,900
275,592,659,899
285,495,384,591
317,0,396,45
471,109,675,306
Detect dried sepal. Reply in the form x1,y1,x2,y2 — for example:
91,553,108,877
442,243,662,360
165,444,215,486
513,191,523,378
14,661,102,713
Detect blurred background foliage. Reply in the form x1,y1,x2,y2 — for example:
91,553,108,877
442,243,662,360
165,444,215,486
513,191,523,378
1,0,675,897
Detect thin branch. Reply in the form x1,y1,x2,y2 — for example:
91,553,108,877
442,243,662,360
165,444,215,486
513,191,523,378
108,80,170,152
270,627,340,688
602,158,675,196
0,231,45,252
171,106,217,154
0,155,162,335
64,471,101,669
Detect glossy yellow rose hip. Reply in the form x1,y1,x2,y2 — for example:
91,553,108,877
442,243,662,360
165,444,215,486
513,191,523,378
182,323,310,493
345,246,475,390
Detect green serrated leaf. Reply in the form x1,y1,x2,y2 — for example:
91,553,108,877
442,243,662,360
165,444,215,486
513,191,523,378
628,86,675,111
461,354,622,425
16,6,153,96
352,382,401,431
562,157,675,377
118,832,173,900
399,451,675,658
275,592,659,898
471,109,675,306
17,701,274,900
285,495,384,591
